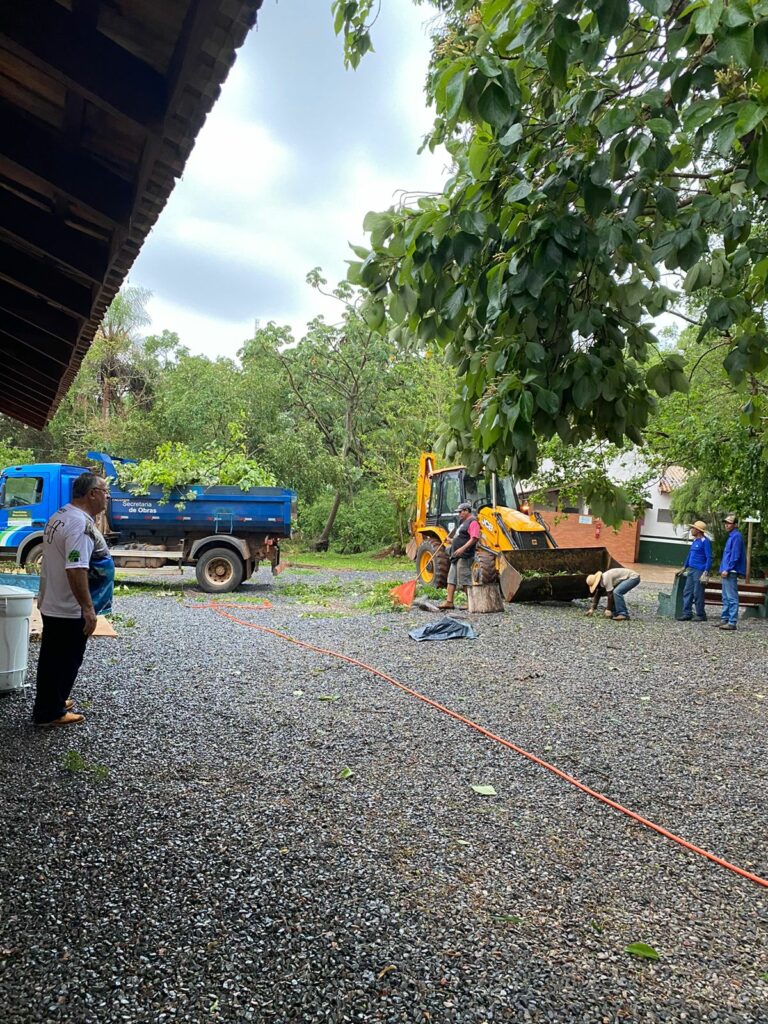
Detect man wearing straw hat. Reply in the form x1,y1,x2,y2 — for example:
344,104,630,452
585,567,641,621
676,520,712,622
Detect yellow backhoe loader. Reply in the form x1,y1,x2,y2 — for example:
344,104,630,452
410,452,622,602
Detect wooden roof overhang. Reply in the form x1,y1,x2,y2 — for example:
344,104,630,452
0,0,263,428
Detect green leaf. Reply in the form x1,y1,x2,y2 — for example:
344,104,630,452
716,25,754,67
471,784,497,796
452,232,482,267
525,341,546,363
535,389,560,415
478,82,510,128
318,694,341,702
547,41,567,89
734,101,767,136
655,186,677,219
693,0,723,34
499,123,523,146
583,179,612,217
468,136,491,179
683,262,701,293
441,285,468,322
573,376,595,409
683,98,720,131
598,105,636,137
625,942,660,962
646,117,673,139
337,766,354,780
756,133,768,183
505,180,532,202
444,65,468,119
597,0,629,35
491,914,522,924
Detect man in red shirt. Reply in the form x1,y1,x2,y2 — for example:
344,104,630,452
438,502,481,609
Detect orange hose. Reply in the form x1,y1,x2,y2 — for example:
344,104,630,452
200,601,768,890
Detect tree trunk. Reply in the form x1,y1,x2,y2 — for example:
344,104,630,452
312,489,343,551
467,583,505,614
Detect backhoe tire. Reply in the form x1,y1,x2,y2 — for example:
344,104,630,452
196,547,245,594
415,539,449,589
472,548,499,586
23,542,44,574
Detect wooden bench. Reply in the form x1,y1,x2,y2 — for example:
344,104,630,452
658,575,768,619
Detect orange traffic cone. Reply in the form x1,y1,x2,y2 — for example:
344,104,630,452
389,579,417,608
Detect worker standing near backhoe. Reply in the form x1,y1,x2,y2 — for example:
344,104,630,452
438,502,480,610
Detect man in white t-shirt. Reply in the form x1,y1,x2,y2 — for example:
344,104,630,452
33,473,110,726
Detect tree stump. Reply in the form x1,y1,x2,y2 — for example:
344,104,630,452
467,583,504,614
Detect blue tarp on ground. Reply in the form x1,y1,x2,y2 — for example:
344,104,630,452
409,617,476,642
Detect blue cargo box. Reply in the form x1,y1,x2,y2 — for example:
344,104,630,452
108,485,294,538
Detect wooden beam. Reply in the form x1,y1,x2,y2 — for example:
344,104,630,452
0,238,93,319
0,371,56,414
0,0,167,130
0,335,65,384
0,188,110,282
0,101,135,227
0,375,53,415
0,313,75,367
0,280,82,343
0,395,49,428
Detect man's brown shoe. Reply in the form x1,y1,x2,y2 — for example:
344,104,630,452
36,712,84,727
437,601,455,610
65,700,74,710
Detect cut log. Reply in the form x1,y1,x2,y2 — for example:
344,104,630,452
467,583,504,614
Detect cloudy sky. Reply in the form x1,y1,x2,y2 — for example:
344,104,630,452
131,0,448,358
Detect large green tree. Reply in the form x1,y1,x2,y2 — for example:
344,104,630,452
334,0,768,518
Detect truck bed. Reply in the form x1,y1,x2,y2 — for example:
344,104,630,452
109,485,294,539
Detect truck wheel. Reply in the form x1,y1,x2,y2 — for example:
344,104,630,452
472,548,499,586
196,547,245,593
416,539,449,588
23,543,43,574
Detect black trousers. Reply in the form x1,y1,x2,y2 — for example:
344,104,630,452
33,615,89,724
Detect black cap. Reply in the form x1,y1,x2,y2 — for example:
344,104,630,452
455,502,472,513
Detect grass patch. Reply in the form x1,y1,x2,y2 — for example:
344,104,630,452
419,584,467,606
62,750,109,782
357,580,407,612
278,580,346,605
109,612,136,628
114,580,184,598
282,546,413,573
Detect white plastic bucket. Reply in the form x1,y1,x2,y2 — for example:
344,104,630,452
0,585,34,693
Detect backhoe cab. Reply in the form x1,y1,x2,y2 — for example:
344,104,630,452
411,452,619,603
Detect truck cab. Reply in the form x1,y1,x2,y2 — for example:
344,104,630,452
0,462,87,567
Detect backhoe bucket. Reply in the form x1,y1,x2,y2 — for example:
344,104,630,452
498,547,621,603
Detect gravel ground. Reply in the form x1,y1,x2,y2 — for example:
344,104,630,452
1,566,767,1024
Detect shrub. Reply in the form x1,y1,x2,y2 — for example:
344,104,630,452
298,487,398,553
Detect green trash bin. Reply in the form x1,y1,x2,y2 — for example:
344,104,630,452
657,572,686,618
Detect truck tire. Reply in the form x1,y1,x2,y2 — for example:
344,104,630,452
196,547,245,593
472,548,499,586
23,542,44,574
415,539,449,588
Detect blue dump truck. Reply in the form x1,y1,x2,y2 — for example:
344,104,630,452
0,451,296,593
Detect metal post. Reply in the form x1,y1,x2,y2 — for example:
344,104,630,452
491,472,497,509
746,520,753,583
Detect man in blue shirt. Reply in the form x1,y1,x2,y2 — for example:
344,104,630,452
677,520,712,621
718,514,746,631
